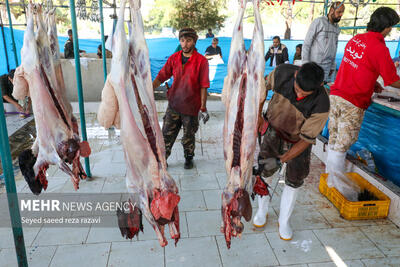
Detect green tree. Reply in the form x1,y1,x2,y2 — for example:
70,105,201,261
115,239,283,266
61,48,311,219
144,0,175,33
169,0,227,33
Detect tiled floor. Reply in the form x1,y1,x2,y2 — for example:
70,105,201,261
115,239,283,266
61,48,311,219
1,107,400,267
3,112,34,137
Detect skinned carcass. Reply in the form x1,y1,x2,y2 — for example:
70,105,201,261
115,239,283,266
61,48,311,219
98,0,180,247
221,0,266,248
45,7,74,121
13,4,90,195
45,7,81,141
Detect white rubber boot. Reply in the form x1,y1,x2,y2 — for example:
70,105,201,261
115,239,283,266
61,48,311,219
253,195,270,227
325,148,346,187
326,148,360,201
278,184,299,241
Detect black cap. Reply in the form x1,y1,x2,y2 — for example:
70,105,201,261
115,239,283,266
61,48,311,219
179,28,198,41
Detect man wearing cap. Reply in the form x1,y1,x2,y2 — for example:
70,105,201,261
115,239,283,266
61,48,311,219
153,28,210,169
302,1,345,83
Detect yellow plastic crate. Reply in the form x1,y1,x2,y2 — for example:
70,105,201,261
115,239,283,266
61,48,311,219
319,173,390,220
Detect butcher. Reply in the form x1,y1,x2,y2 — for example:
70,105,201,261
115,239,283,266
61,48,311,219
252,62,329,241
152,28,210,169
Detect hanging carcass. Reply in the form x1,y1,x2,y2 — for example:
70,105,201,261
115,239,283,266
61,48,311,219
45,7,74,122
221,0,266,248
13,3,90,195
97,0,180,247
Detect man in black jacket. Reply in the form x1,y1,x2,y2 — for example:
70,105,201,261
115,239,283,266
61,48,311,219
265,36,289,67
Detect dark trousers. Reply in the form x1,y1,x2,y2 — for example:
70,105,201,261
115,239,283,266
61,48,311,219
259,126,311,188
162,105,199,159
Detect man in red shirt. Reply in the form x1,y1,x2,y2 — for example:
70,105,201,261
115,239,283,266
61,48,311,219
326,7,400,194
153,28,210,169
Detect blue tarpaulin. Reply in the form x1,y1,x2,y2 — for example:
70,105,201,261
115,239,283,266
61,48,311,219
1,27,400,186
3,27,399,91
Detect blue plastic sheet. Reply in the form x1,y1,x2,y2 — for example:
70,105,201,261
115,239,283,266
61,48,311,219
2,28,400,185
147,37,275,93
0,27,24,72
321,103,400,187
3,28,399,91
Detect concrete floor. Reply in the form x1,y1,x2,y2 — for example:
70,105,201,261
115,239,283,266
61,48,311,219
1,108,400,267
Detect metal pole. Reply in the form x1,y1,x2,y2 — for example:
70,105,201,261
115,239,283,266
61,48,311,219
0,12,10,72
353,5,359,36
5,0,19,67
69,0,91,177
340,24,400,30
0,90,28,266
99,0,107,82
324,0,329,16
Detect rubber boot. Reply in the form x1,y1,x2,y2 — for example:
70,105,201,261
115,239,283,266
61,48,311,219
325,148,346,187
253,195,270,227
326,148,360,201
184,157,193,169
278,184,299,241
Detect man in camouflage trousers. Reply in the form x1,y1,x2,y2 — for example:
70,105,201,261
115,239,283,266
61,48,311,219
326,7,400,193
153,28,210,169
162,107,199,165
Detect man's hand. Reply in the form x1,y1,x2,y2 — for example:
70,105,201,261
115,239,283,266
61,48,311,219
16,105,25,113
198,109,209,124
152,78,162,90
278,153,290,164
257,115,264,133
374,82,384,93
3,95,25,113
278,139,311,163
395,61,400,68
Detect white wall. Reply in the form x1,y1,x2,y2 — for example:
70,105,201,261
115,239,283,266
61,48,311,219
61,55,111,102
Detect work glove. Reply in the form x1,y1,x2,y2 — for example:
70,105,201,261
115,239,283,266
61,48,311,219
198,108,210,124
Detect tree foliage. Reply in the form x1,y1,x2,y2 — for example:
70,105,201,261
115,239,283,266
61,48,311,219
144,0,174,33
169,0,227,32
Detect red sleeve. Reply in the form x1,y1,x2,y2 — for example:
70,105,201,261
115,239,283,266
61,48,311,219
199,58,210,88
377,46,400,86
156,54,174,83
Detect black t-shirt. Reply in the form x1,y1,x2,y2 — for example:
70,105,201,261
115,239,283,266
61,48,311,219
205,45,222,57
182,55,190,65
0,74,15,103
